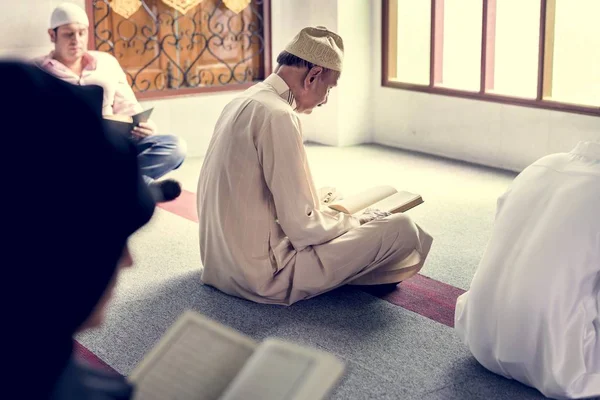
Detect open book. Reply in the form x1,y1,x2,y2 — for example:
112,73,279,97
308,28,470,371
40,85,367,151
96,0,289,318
103,108,154,137
328,185,423,215
128,311,345,400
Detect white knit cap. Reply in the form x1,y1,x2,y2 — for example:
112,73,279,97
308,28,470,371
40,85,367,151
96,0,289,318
285,26,344,72
50,3,90,29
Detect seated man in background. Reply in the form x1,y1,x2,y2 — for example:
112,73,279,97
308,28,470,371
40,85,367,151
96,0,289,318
35,2,186,202
197,26,433,306
455,142,600,399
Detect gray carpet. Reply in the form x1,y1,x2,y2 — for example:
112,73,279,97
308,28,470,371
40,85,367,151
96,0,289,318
76,144,560,399
78,275,545,400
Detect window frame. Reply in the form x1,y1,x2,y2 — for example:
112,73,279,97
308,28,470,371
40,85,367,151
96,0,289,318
382,0,600,117
85,0,272,101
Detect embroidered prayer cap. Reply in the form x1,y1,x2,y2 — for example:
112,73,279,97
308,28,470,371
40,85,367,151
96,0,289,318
284,26,344,72
50,2,90,29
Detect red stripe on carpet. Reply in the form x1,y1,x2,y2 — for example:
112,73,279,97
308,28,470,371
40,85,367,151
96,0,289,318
158,188,464,327
158,189,198,222
73,340,118,374
363,275,465,327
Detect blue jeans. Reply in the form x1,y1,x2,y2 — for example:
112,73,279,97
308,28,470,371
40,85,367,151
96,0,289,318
134,135,186,184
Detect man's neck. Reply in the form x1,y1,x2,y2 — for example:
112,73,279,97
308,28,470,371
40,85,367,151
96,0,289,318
275,66,304,109
276,68,302,100
53,54,86,76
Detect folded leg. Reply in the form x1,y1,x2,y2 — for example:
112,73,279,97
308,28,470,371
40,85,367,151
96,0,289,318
135,134,186,183
290,213,433,302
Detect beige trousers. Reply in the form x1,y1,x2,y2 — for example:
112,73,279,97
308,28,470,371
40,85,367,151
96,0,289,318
287,213,434,304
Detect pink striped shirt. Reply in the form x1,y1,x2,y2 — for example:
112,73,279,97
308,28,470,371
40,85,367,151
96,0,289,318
34,51,143,117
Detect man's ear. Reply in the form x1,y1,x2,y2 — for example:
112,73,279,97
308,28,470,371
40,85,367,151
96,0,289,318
48,29,56,43
305,66,323,87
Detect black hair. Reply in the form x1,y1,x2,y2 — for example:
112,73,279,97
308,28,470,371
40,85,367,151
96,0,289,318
276,51,316,70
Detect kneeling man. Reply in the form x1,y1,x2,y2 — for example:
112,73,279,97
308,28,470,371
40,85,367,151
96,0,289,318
197,26,433,306
455,142,600,399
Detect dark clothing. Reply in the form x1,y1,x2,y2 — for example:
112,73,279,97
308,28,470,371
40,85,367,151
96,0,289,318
50,357,134,400
3,61,154,399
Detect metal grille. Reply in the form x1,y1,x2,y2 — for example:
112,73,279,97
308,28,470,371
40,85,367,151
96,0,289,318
90,0,267,93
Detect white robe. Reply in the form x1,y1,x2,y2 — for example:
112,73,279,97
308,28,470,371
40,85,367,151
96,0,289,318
455,141,600,399
197,74,433,305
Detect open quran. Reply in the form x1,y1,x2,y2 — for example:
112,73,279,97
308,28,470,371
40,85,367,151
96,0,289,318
128,311,345,400
327,185,423,215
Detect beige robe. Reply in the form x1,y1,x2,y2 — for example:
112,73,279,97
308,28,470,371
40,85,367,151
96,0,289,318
197,74,433,305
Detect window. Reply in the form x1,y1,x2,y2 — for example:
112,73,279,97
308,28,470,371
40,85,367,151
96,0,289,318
87,0,271,99
392,0,431,85
382,0,600,116
439,0,483,92
488,0,540,99
547,0,600,107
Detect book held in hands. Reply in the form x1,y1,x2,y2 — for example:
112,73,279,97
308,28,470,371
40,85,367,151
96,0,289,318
327,185,423,216
103,108,154,138
128,310,345,400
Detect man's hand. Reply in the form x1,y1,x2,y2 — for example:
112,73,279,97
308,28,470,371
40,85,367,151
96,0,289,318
131,121,157,139
358,208,392,225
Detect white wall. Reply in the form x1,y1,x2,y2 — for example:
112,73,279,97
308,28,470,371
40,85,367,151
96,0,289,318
0,0,77,59
337,0,373,146
371,0,600,172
